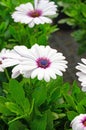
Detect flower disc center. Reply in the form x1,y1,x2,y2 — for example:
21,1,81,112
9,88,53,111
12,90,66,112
83,119,86,126
28,9,42,18
0,61,2,64
37,58,51,69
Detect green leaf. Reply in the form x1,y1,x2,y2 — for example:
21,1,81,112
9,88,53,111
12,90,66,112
5,102,23,115
8,79,25,107
61,82,70,94
3,82,9,94
0,96,6,103
0,103,11,115
63,94,76,110
7,79,32,117
0,21,8,32
46,110,55,130
71,81,81,95
22,98,30,114
81,3,86,17
76,104,85,113
67,111,78,121
31,113,47,130
38,34,47,45
47,76,63,89
49,87,61,103
0,96,12,115
8,120,28,130
32,85,47,106
47,76,63,96
79,97,86,106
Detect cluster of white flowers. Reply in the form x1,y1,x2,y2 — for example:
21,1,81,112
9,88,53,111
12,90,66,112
12,0,57,27
11,0,86,89
0,44,68,82
1,44,86,88
2,1,86,129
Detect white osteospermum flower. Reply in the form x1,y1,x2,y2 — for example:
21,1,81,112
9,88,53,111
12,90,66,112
2,46,30,78
12,44,68,82
11,0,57,27
71,114,86,130
76,58,86,91
0,48,18,72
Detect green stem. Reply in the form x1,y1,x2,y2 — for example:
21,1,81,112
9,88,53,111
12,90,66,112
4,69,10,81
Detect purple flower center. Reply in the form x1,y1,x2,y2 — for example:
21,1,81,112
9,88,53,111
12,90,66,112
37,58,51,69
27,9,42,18
82,118,86,126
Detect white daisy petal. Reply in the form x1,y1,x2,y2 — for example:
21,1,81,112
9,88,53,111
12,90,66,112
14,45,29,57
39,16,52,23
82,87,86,91
22,70,32,78
31,68,40,79
11,0,57,27
12,70,21,79
0,48,22,72
76,58,86,91
21,64,37,72
81,58,86,65
34,17,43,24
15,3,34,12
0,65,4,72
2,59,20,68
34,0,39,9
76,63,86,74
29,21,35,28
12,12,33,24
71,114,86,130
44,69,50,82
37,68,44,80
46,68,56,79
12,65,23,78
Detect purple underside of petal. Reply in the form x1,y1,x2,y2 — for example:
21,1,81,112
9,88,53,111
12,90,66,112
12,71,20,78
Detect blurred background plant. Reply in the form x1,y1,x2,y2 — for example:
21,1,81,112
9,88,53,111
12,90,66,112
51,0,86,55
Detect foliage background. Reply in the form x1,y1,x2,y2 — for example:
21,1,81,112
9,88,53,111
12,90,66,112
0,0,86,130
